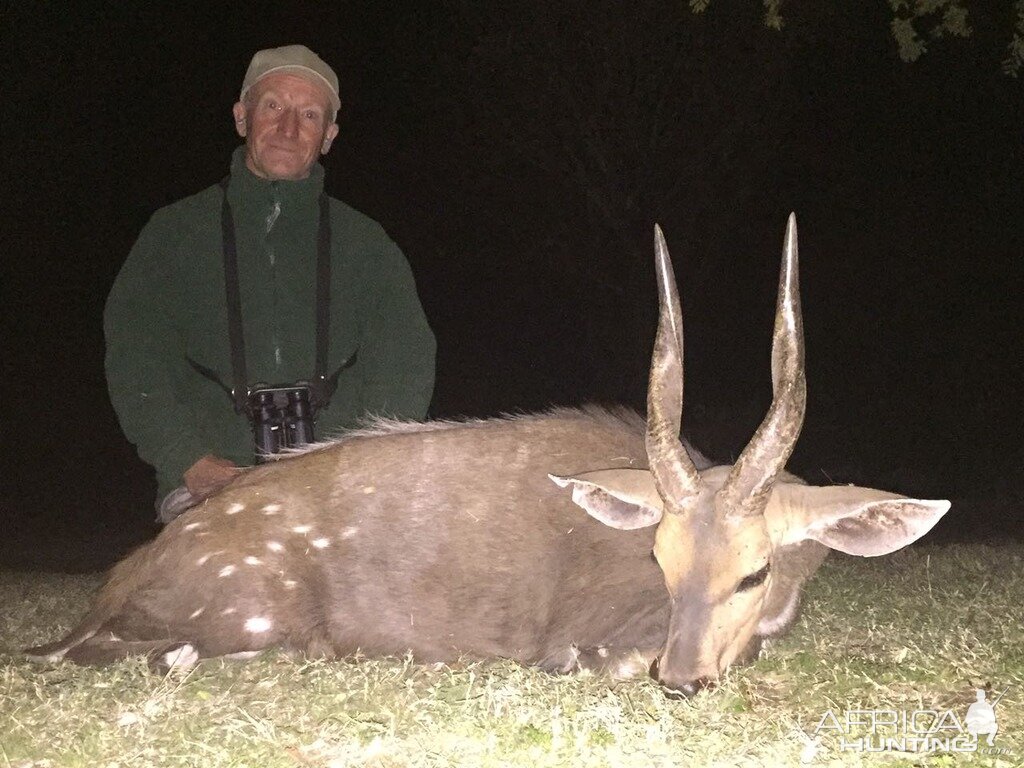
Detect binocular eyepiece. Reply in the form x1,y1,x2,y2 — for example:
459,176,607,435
247,382,316,462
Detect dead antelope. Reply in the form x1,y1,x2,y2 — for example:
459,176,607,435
27,215,949,696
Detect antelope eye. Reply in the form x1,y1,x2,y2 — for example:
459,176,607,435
736,563,770,593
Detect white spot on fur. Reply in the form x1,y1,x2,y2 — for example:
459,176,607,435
221,607,237,615
162,643,199,673
262,503,282,514
283,579,298,589
292,524,312,534
225,502,245,515
362,486,376,494
189,607,205,619
611,651,654,680
195,553,212,566
311,537,330,549
266,541,284,552
341,526,358,539
184,522,203,532
224,650,261,661
218,565,236,577
33,648,68,662
243,556,262,566
244,616,272,633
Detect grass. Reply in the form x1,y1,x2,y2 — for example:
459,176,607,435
2,543,1022,767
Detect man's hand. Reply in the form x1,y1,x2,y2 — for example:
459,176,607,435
183,454,241,498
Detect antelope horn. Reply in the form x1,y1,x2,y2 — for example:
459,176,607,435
720,213,806,517
645,225,701,511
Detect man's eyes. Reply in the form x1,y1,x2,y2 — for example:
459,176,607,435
260,101,321,120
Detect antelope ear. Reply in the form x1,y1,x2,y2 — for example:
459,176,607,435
769,483,950,556
549,469,664,530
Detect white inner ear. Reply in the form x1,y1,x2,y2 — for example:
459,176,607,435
549,469,664,530
756,589,800,636
770,483,950,556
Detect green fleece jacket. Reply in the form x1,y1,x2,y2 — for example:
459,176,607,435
105,147,436,500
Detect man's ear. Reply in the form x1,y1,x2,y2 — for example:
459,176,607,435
232,102,247,138
321,122,340,155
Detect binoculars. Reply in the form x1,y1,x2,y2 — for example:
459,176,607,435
246,383,316,462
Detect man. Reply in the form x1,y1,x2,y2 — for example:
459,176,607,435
105,45,436,522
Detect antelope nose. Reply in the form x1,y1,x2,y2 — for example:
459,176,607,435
649,658,716,698
663,676,716,699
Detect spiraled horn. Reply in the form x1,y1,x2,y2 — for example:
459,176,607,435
645,225,701,511
719,213,807,517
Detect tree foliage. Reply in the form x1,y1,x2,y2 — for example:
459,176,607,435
698,0,1024,75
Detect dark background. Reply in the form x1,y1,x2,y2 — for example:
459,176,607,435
2,2,1021,571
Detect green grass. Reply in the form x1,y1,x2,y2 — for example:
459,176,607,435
2,544,1022,767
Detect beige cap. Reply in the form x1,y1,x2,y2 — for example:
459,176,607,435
240,44,340,116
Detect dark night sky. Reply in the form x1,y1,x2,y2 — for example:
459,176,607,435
2,3,1021,570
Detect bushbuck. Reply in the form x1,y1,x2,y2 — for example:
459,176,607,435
27,215,949,696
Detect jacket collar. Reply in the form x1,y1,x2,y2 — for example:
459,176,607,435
226,145,324,217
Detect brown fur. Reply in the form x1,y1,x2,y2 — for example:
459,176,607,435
28,408,681,669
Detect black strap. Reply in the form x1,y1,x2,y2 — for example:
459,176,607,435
313,192,332,407
187,355,234,402
201,177,340,414
219,178,249,414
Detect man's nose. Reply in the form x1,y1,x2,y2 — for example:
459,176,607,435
278,108,300,137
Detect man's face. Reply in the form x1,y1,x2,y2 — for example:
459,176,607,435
233,73,339,181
